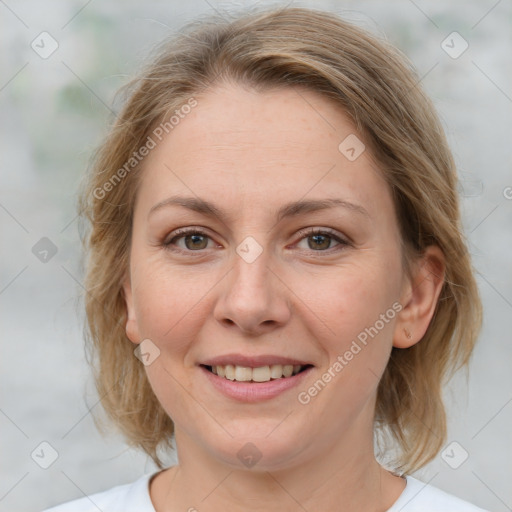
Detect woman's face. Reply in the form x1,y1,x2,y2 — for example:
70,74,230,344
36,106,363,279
124,83,412,470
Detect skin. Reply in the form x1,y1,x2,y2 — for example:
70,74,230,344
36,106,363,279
123,83,445,512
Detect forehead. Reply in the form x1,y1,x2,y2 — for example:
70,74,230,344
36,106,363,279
168,83,351,162
136,83,391,220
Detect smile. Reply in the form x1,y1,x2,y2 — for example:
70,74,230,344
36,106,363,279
199,355,314,401
203,364,309,382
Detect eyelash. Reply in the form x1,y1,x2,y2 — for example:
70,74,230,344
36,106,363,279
163,227,350,255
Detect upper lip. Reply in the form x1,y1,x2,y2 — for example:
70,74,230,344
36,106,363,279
201,354,313,368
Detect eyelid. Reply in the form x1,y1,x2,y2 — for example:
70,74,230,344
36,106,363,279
164,227,218,251
164,226,351,255
293,226,351,245
164,226,210,244
291,227,351,254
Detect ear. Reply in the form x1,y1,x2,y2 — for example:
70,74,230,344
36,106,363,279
393,245,446,348
122,272,142,344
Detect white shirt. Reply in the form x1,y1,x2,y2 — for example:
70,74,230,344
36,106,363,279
42,472,489,511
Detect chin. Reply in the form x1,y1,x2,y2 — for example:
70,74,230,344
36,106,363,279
197,422,312,472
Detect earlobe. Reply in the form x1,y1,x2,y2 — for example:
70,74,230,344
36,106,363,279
122,274,141,344
393,245,446,349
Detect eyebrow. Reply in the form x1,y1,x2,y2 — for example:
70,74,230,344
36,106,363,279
148,195,370,222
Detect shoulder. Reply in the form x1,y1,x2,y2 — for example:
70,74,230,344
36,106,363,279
387,476,489,512
41,472,158,512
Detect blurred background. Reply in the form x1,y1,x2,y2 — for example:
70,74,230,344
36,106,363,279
1,0,511,510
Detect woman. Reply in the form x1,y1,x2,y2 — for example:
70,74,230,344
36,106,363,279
44,7,486,511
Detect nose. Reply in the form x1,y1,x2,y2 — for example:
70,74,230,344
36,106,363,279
213,245,291,336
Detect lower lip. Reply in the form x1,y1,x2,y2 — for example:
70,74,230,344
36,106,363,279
200,366,313,403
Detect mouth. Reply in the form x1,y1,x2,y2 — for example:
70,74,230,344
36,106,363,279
201,363,312,382
198,355,314,402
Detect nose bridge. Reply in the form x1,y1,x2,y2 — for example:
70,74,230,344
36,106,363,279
214,238,291,333
231,245,271,298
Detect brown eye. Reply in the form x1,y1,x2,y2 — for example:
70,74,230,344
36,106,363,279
307,233,333,250
183,233,209,250
296,228,349,252
164,229,213,252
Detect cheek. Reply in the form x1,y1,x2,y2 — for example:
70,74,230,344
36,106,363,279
318,261,400,332
131,258,217,354
305,255,402,379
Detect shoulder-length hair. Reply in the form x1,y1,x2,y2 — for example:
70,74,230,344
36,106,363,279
79,7,482,473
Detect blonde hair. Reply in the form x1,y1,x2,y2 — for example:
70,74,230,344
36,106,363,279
79,7,482,473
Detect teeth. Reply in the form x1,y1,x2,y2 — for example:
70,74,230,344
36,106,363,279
210,364,304,382
235,366,252,382
282,365,293,377
252,366,270,382
225,364,235,380
270,364,283,379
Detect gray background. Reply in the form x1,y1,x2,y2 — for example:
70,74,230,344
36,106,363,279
1,0,511,511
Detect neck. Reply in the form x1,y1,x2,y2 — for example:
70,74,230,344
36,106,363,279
151,426,405,512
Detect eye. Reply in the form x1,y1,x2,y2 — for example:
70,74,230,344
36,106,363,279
295,228,349,252
164,228,215,252
163,227,350,255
